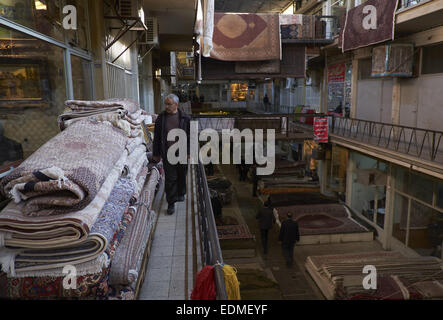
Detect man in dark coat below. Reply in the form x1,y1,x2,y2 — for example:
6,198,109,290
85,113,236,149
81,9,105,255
256,200,275,255
278,213,300,267
153,93,191,215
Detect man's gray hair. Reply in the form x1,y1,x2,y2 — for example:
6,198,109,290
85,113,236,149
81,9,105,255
165,93,179,105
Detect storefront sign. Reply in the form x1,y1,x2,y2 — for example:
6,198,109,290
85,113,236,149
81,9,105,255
328,63,346,83
314,118,329,143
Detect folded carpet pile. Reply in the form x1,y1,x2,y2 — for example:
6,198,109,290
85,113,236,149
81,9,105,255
0,99,162,299
305,251,443,300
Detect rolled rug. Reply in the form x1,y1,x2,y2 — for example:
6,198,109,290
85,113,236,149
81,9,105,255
6,176,135,275
109,167,160,287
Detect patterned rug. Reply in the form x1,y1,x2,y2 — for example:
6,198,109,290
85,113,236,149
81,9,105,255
275,204,368,235
109,168,160,287
280,15,315,40
235,60,280,74
217,224,254,240
342,0,398,52
0,205,136,299
210,13,281,61
267,193,338,207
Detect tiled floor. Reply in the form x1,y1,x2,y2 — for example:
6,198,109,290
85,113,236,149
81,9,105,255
139,166,203,300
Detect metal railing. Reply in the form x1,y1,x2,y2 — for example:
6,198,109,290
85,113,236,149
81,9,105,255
401,0,427,9
195,162,228,300
331,117,443,164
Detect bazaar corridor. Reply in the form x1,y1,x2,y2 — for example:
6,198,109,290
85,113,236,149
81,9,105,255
1,0,443,303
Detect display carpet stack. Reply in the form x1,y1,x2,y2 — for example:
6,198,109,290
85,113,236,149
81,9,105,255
274,204,373,245
0,99,163,299
256,159,319,195
305,251,443,300
265,192,339,208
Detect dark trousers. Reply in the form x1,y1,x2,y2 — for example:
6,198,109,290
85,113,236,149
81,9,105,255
260,229,269,253
163,159,187,205
281,243,295,266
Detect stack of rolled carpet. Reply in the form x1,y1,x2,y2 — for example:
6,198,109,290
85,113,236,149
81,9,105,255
0,99,162,299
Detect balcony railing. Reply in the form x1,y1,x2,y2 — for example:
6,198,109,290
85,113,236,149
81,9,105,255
195,162,227,300
401,0,427,9
331,117,443,164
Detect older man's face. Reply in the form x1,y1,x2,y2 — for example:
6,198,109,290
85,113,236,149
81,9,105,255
165,98,178,114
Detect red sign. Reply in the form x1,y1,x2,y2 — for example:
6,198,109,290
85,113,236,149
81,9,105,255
328,63,346,83
314,118,329,143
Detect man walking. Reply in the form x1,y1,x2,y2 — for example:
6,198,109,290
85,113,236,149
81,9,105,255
278,213,300,267
256,200,275,255
153,94,191,215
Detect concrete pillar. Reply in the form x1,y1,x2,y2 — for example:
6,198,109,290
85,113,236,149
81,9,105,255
345,153,355,208
392,78,401,125
384,163,395,250
88,0,107,99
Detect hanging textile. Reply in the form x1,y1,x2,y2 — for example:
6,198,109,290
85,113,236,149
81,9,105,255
210,13,281,61
191,265,216,300
222,264,241,300
341,0,398,52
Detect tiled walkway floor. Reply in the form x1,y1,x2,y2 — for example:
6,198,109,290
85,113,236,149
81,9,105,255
139,165,203,300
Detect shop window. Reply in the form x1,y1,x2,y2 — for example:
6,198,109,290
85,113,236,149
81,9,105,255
230,83,248,102
392,165,443,257
326,145,348,194
327,62,350,114
0,0,64,41
421,44,443,75
350,152,387,228
393,192,409,245
395,166,434,205
0,26,67,164
71,55,93,100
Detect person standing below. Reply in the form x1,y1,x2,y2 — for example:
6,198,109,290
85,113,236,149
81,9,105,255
256,200,275,255
278,213,300,267
153,94,191,215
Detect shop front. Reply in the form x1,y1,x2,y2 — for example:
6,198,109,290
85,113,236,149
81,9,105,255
0,0,96,166
344,150,443,257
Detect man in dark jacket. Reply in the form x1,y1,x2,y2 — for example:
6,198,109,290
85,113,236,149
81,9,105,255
256,200,275,254
278,213,300,267
153,94,191,215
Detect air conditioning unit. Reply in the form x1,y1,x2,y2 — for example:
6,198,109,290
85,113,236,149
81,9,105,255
139,17,159,45
117,0,138,18
371,43,415,78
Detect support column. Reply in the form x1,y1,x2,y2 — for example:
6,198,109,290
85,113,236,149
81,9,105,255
350,58,359,118
88,0,107,99
392,78,401,125
345,153,354,208
384,163,395,250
